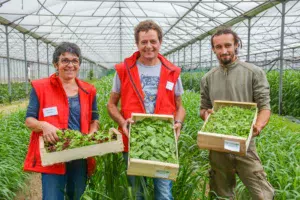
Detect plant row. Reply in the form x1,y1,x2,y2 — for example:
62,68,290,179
0,82,30,104
181,70,300,117
0,74,299,199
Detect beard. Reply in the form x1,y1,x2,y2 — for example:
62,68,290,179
219,54,235,65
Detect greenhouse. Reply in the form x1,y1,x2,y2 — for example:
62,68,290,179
0,0,299,199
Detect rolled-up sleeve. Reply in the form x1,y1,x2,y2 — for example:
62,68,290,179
200,76,212,110
253,69,271,111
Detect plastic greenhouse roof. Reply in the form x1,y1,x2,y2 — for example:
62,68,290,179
0,0,299,69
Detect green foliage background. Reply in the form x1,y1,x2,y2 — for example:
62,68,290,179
0,72,299,199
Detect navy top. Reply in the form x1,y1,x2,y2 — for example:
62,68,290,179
26,88,99,130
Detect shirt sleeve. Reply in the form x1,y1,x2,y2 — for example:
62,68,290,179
26,88,39,119
111,72,121,93
91,95,99,120
253,69,271,111
175,76,184,96
200,76,213,110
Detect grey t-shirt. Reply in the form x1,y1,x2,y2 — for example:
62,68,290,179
112,61,184,114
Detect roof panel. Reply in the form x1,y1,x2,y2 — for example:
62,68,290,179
0,0,299,69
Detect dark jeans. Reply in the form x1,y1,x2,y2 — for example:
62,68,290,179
42,159,87,200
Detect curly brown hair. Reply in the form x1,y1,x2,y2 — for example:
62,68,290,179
134,20,163,44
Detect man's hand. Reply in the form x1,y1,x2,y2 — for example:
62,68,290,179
200,109,213,121
253,123,263,137
252,109,271,137
40,121,60,144
174,122,182,140
121,118,134,138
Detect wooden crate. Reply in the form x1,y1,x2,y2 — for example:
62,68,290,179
127,113,179,181
197,100,258,156
40,128,124,166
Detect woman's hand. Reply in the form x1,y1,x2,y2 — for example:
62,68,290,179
40,121,60,144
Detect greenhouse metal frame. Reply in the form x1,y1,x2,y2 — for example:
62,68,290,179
0,0,299,114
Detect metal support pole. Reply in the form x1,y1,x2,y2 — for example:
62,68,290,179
247,18,251,62
119,7,122,62
47,43,50,76
37,39,40,78
5,26,12,103
173,53,175,64
0,58,2,83
199,40,202,68
177,50,180,67
183,47,186,69
292,48,295,68
265,52,268,70
23,34,28,95
190,44,193,70
210,49,213,68
279,1,286,115
190,44,193,86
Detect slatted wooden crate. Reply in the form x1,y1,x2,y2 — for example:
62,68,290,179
40,128,124,166
197,100,258,156
127,113,179,181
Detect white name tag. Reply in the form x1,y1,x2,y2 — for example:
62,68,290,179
224,140,240,152
43,106,58,117
166,81,174,91
155,170,170,178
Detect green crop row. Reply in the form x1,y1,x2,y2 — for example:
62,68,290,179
83,75,300,200
0,82,30,104
181,70,300,117
0,74,299,199
0,110,30,200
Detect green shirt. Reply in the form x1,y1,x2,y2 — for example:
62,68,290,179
200,59,270,111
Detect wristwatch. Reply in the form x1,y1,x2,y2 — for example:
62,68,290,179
174,120,183,125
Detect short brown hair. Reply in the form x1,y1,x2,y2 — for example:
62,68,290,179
211,27,242,54
134,20,163,44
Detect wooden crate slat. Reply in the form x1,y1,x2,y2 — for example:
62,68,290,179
198,100,258,156
40,128,124,166
128,113,179,181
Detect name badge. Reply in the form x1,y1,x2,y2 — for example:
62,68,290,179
166,81,174,91
43,106,58,117
224,140,240,152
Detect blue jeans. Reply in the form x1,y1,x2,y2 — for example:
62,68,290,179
42,159,87,200
123,153,174,200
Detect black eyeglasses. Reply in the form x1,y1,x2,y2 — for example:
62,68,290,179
60,58,80,66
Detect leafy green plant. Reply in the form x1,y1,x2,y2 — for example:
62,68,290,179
45,129,117,152
88,69,94,80
0,82,30,104
0,110,30,200
130,118,177,163
181,70,300,117
1,73,299,200
203,106,256,137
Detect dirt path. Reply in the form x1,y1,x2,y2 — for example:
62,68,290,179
0,101,42,200
0,100,28,114
15,173,42,200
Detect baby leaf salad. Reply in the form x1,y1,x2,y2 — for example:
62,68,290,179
203,106,256,138
45,129,117,152
130,118,177,163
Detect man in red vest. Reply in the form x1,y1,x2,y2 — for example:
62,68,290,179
107,20,185,200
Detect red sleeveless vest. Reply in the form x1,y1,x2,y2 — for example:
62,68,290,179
23,74,96,176
115,51,181,152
